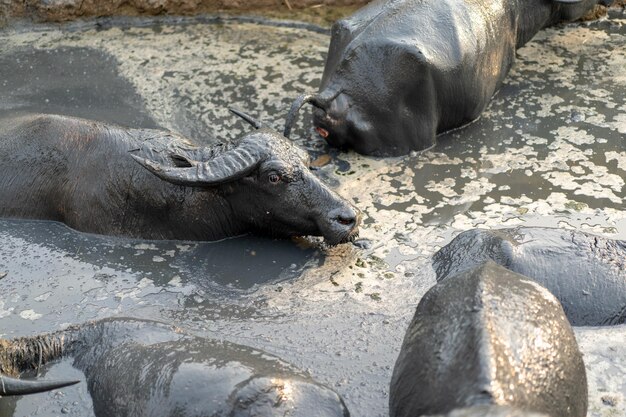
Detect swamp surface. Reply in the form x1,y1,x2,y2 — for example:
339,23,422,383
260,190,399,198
0,10,625,417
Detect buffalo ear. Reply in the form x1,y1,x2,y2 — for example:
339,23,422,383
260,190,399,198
170,154,194,168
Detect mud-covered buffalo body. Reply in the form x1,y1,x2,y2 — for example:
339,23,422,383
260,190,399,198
289,0,613,156
0,318,350,417
0,113,359,244
433,227,626,326
390,262,587,417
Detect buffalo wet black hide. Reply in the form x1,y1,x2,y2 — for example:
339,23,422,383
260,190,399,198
432,227,626,326
285,0,613,156
0,318,350,417
0,112,360,244
390,261,587,417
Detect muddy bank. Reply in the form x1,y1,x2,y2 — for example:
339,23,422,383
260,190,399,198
1,0,364,23
2,0,624,25
2,0,625,25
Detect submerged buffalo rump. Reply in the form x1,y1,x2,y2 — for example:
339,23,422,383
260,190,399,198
390,262,587,417
285,0,613,156
0,318,350,417
0,111,360,244
432,227,626,326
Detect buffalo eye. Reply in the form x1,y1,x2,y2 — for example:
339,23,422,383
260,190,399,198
268,173,281,184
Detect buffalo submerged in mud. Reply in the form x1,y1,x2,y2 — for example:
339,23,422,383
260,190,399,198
285,0,613,156
390,262,587,417
0,318,350,417
0,111,360,244
433,227,626,326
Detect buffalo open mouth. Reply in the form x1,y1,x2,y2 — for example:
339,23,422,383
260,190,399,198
315,126,330,139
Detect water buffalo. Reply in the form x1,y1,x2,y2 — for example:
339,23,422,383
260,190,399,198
284,0,613,156
432,227,626,326
390,261,587,417
0,317,350,417
0,111,360,244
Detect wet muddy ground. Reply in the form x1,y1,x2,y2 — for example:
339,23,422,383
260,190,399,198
0,9,625,417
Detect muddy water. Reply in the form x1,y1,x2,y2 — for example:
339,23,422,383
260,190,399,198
0,11,625,417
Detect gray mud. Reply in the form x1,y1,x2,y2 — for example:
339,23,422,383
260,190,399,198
0,11,625,417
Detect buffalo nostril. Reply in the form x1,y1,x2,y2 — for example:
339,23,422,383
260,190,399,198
337,217,354,226
329,207,359,230
335,213,356,226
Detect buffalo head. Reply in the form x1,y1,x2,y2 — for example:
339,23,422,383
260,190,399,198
283,36,438,157
131,109,361,245
284,91,361,151
283,0,615,157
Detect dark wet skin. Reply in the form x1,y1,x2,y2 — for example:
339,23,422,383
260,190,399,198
0,318,350,417
0,113,360,244
432,227,626,326
296,0,613,156
390,262,587,417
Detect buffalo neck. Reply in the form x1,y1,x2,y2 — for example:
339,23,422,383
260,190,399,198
0,329,76,377
61,125,245,241
515,1,558,47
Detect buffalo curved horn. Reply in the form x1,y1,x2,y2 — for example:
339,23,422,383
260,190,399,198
0,374,79,396
283,93,330,139
131,139,266,187
229,108,263,129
